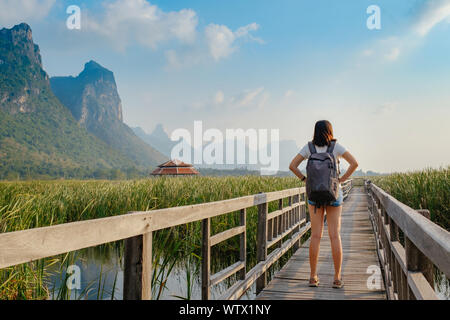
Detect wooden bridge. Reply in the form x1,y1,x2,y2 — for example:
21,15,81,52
0,179,449,300
256,186,386,300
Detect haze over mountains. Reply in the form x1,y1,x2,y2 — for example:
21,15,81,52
132,124,304,172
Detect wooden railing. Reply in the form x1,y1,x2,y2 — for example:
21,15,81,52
213,187,310,300
342,179,352,200
0,186,315,300
365,180,450,300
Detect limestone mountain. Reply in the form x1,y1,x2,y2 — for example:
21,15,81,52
0,23,139,178
132,124,177,158
0,23,48,114
51,61,166,167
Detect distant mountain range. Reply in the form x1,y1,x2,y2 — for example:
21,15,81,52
0,23,166,179
132,125,385,176
132,125,304,172
132,124,176,159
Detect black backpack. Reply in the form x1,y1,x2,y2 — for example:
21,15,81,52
306,141,340,209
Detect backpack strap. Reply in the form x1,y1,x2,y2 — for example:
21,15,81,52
327,140,340,174
308,142,317,155
327,140,336,154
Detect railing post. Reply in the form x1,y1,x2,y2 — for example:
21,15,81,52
389,217,399,297
288,196,293,230
293,193,301,251
256,199,268,294
381,206,392,289
123,231,152,300
415,210,434,287
405,234,418,300
202,218,211,300
238,209,247,280
277,199,283,246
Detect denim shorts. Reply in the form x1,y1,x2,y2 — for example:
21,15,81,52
307,188,343,207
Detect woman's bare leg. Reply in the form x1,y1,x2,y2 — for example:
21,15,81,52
326,205,343,281
308,204,325,279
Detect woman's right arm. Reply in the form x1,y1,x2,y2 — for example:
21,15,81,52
339,151,359,183
289,154,306,181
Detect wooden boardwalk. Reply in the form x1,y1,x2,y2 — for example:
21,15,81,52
256,187,387,300
3,181,446,300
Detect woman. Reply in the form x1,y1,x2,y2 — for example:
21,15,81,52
289,120,358,289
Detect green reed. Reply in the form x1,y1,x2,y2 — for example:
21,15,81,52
371,167,449,230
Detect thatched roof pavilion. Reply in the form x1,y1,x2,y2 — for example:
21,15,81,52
151,159,199,176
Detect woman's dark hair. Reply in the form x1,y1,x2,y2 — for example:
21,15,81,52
312,120,336,147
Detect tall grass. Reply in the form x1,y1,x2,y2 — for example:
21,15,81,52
0,176,301,299
371,167,449,230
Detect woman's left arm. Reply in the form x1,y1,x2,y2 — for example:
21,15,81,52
289,154,306,181
339,151,359,183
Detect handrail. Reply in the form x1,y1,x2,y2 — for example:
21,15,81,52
342,179,353,200
365,180,450,300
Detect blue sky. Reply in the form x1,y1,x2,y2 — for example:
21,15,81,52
1,0,450,172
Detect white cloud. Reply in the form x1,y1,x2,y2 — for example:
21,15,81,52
214,90,225,104
238,87,265,107
374,102,398,115
284,90,294,98
362,49,373,57
384,47,401,61
82,0,262,63
414,0,450,36
0,0,55,27
192,87,268,111
205,23,261,61
85,0,198,50
204,24,236,61
165,50,180,68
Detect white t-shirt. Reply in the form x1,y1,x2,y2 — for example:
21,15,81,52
298,142,347,160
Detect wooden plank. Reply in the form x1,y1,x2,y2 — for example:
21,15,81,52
0,187,305,269
267,202,302,221
257,290,385,300
407,272,438,300
256,200,268,294
261,277,385,293
391,241,406,273
201,218,211,300
210,225,245,247
266,219,305,249
123,234,143,300
142,232,152,300
239,208,246,280
210,261,245,286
